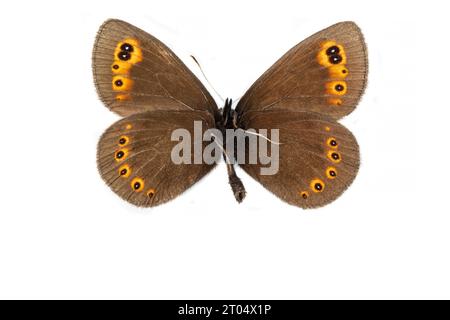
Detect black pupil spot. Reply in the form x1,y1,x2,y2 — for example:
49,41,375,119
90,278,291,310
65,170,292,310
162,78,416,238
302,193,308,199
120,169,127,175
115,79,123,87
120,43,134,52
330,170,336,176
326,46,340,55
148,192,154,198
332,153,340,160
329,54,342,64
315,183,323,191
113,64,119,70
118,51,131,61
335,84,344,92
116,151,124,159
119,138,127,144
134,182,141,190
330,140,337,146
342,69,347,74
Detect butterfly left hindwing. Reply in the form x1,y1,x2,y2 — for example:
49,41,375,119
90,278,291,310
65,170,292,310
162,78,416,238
97,110,216,207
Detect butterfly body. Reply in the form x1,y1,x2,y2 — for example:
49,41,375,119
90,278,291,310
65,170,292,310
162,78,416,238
93,19,367,208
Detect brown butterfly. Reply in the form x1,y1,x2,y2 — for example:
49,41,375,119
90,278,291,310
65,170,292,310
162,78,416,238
93,19,367,209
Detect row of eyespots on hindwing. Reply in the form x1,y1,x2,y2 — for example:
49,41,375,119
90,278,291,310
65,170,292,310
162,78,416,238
299,126,341,202
114,123,156,201
316,40,349,107
111,39,143,101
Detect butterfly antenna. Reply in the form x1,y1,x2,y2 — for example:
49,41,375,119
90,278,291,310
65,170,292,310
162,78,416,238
232,95,243,106
190,55,224,103
243,130,283,145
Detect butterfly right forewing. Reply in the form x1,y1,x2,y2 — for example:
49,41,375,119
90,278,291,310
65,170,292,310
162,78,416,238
236,21,368,121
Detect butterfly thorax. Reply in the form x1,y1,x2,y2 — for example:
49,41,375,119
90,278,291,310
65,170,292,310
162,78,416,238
218,98,238,132
217,98,240,160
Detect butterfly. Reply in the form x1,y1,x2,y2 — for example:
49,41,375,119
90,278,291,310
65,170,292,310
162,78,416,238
93,19,367,209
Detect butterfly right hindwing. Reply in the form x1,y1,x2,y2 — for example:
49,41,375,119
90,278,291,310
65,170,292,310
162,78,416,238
239,111,360,208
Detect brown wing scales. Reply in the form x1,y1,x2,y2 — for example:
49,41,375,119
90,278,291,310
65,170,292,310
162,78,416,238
93,19,219,118
239,111,360,208
97,110,216,207
236,21,368,121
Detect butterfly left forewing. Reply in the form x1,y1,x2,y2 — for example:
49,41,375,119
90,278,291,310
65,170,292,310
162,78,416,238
93,19,219,117
97,110,216,207
239,111,359,208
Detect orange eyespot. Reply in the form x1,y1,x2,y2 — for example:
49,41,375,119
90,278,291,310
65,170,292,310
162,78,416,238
111,61,132,74
326,81,347,96
325,126,331,132
118,135,129,147
146,188,156,198
112,76,133,91
328,98,343,106
114,148,129,162
327,150,342,163
317,41,347,67
125,124,132,130
116,94,130,101
114,38,143,65
329,65,349,78
300,191,309,199
327,137,338,148
112,63,120,72
310,179,325,193
118,164,131,178
317,41,337,67
326,167,337,179
131,177,145,192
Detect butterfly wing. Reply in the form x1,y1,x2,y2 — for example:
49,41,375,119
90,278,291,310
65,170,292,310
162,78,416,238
239,111,359,208
236,21,367,121
93,19,219,118
97,110,215,207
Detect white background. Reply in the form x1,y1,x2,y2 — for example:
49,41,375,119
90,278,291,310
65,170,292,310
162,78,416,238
0,0,449,299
